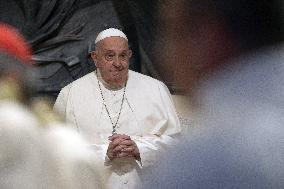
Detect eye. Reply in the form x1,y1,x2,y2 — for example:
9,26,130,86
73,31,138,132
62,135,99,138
105,54,114,61
120,53,127,60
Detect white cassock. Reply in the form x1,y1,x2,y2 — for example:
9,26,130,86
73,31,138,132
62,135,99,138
54,70,181,189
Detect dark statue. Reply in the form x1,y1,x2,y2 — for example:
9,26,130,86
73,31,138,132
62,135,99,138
0,0,160,101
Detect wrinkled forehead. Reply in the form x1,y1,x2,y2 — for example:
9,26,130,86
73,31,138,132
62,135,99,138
95,36,129,51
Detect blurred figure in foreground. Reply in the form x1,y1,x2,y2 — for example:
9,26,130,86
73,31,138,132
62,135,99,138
142,0,284,188
0,23,102,189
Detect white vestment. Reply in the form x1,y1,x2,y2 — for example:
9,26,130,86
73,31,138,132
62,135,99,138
54,70,181,189
0,100,103,189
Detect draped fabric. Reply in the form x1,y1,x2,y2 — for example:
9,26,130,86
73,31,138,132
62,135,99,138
0,0,142,99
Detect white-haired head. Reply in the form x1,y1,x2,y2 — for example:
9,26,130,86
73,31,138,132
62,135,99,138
95,28,128,44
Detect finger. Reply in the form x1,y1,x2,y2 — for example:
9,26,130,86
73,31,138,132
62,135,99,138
109,134,122,141
117,152,134,158
112,136,132,145
109,134,131,141
113,144,128,153
107,146,117,160
121,134,131,140
119,139,135,146
108,139,122,149
121,146,135,152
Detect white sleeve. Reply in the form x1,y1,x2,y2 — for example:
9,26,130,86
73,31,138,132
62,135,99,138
53,85,72,121
133,81,181,168
158,81,181,135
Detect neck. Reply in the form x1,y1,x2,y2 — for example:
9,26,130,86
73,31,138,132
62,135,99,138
96,69,126,90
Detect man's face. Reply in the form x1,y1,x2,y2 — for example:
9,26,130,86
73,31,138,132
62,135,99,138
92,37,132,88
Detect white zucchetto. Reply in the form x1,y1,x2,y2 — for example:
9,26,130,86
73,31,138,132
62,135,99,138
95,28,128,44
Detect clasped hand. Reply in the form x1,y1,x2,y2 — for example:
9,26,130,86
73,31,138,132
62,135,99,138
107,134,140,161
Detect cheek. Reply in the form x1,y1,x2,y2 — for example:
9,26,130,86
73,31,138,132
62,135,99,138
120,60,129,68
95,59,103,68
97,60,110,69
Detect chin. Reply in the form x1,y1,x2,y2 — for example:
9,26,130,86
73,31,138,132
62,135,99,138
108,78,125,87
111,82,124,88
115,79,126,85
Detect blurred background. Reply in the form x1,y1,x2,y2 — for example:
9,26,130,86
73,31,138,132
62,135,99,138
0,0,165,101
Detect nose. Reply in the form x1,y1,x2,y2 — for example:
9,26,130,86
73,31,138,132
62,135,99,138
112,56,122,67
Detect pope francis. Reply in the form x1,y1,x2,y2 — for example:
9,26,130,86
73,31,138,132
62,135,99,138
53,28,181,189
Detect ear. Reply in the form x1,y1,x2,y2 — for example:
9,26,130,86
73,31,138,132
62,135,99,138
91,51,98,67
128,49,132,59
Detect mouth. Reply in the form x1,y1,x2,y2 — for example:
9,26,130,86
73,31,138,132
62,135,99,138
111,69,128,80
111,71,122,78
112,68,125,74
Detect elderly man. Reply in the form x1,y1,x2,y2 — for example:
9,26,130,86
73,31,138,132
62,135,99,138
54,28,181,188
